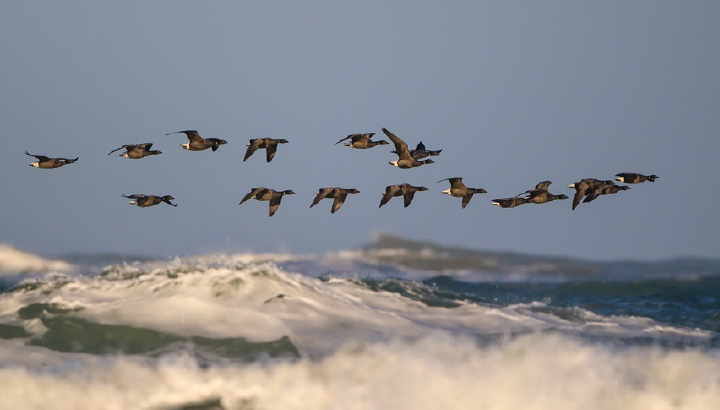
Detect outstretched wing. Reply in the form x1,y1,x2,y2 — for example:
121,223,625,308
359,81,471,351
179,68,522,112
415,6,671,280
382,128,410,159
403,191,416,208
268,196,283,217
572,182,589,210
239,187,264,205
310,187,333,209
335,135,354,145
167,130,202,142
461,194,474,209
380,185,401,208
244,139,262,161
25,151,50,161
266,142,278,162
449,178,466,189
331,194,347,214
534,180,552,191
108,145,133,156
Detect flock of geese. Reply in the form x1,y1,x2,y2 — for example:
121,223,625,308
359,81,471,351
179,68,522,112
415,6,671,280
25,127,658,216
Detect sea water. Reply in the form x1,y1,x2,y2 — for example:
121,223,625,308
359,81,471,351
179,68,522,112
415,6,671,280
1,236,719,410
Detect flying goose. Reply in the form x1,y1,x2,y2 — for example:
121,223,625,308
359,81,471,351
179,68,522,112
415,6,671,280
392,141,442,159
25,151,78,169
239,187,295,217
582,183,630,204
615,173,658,184
244,138,289,162
108,143,162,159
437,177,487,208
382,128,436,169
310,187,360,213
523,181,568,204
491,196,529,208
335,133,389,149
568,178,614,210
122,194,177,207
166,130,227,151
379,183,428,208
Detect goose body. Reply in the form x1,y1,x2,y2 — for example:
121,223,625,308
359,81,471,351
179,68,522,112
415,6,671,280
437,177,486,208
244,138,289,162
382,128,436,169
392,141,442,159
310,187,360,213
569,178,614,210
523,181,569,204
582,183,630,204
379,183,428,208
166,130,227,152
492,196,529,208
108,143,162,159
122,194,177,207
25,151,78,169
615,173,658,184
239,187,295,216
335,133,389,149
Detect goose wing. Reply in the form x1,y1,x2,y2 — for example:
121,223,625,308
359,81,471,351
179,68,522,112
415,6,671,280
571,181,589,210
382,128,411,159
461,194,474,208
268,196,283,217
331,193,347,214
380,185,401,208
244,139,263,161
25,151,50,161
108,145,134,155
239,187,265,205
265,141,279,162
310,188,334,208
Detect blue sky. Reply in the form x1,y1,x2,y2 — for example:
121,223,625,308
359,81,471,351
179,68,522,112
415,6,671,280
1,2,719,260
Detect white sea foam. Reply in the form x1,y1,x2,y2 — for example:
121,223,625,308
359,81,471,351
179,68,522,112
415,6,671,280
1,254,719,409
1,333,719,410
0,258,714,362
0,244,74,276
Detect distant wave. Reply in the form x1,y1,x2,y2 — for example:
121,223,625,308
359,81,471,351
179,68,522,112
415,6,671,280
0,244,74,276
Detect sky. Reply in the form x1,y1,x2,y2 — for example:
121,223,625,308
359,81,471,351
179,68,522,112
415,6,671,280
1,2,719,261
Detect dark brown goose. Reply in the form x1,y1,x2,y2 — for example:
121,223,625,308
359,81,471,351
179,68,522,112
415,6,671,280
392,141,442,159
582,183,630,204
335,133,389,149
108,143,162,159
310,187,360,214
437,177,486,208
244,138,289,162
568,178,614,210
379,183,428,208
615,173,658,184
382,128,435,169
523,181,569,204
166,130,227,152
122,194,177,207
25,151,78,169
491,196,529,208
239,187,295,217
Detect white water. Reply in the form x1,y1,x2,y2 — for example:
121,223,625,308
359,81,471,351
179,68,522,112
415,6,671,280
2,259,713,360
1,246,719,409
0,244,74,276
1,333,719,410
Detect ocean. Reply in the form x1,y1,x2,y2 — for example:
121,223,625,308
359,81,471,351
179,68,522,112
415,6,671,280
1,234,719,410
